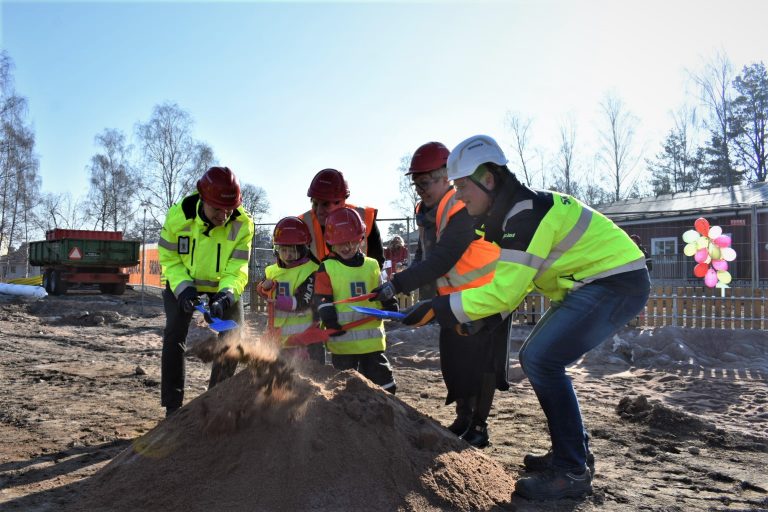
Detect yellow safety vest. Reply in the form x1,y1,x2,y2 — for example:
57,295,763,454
265,260,319,347
158,193,254,300
453,192,647,323
321,257,386,355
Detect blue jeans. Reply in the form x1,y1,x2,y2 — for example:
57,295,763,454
519,277,649,470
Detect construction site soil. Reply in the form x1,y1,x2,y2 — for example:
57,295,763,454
0,288,766,511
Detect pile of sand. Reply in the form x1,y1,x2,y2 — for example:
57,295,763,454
69,355,515,511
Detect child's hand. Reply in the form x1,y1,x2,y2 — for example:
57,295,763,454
257,279,274,298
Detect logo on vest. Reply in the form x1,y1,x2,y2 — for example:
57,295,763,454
277,282,290,297
349,282,367,297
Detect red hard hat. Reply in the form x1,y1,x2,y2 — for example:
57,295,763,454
197,166,242,209
307,168,350,201
407,142,450,175
273,216,311,245
325,207,366,245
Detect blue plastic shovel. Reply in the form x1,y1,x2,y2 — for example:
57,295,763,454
349,305,406,321
193,304,239,333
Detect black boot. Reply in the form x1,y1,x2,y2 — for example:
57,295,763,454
460,420,489,448
447,398,473,436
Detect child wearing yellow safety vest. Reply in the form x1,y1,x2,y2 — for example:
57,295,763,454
313,207,399,393
257,217,319,359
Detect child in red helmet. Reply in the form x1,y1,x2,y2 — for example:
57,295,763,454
312,207,399,393
257,216,319,359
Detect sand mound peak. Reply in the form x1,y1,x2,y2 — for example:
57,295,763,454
71,358,515,511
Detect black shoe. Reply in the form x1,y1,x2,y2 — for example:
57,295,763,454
523,449,595,473
514,467,592,501
165,406,180,418
460,421,489,448
446,415,472,436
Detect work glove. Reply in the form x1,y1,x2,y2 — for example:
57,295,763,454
371,280,398,303
401,300,435,327
210,290,234,319
455,320,484,336
381,297,399,313
177,286,199,314
274,295,294,312
318,303,343,331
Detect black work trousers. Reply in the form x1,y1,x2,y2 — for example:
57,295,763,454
160,286,244,409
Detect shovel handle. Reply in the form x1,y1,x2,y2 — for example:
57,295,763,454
333,292,377,305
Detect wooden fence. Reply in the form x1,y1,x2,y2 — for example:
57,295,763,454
513,287,766,331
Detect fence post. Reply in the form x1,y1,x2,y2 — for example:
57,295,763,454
672,288,678,327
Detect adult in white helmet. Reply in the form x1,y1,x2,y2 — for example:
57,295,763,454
402,135,650,501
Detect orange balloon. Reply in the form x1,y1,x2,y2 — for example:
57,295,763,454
693,262,709,278
694,217,710,236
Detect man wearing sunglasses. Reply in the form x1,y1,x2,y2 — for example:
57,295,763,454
372,141,508,448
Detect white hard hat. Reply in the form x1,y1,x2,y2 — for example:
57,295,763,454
447,135,508,180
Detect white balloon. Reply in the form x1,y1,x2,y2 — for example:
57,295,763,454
683,243,697,257
708,225,723,238
721,247,737,262
682,230,700,243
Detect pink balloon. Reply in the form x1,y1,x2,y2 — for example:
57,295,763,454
704,268,718,287
714,235,731,248
694,248,709,263
694,217,710,236
711,259,728,271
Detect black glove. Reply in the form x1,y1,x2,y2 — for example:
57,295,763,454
455,320,484,336
178,287,199,314
318,303,343,331
371,280,398,303
381,297,399,313
210,290,234,319
401,300,435,327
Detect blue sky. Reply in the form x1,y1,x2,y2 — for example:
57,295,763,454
2,0,767,224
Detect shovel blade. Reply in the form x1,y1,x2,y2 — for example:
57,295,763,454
209,319,239,333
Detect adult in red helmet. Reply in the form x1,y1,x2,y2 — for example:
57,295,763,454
300,168,384,266
370,141,507,448
158,166,254,418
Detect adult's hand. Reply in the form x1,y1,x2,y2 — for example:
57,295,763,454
371,281,397,303
401,300,435,327
178,287,199,314
210,290,234,318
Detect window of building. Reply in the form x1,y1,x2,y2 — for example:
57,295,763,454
651,237,677,255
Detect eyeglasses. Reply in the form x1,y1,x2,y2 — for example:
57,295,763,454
410,176,440,192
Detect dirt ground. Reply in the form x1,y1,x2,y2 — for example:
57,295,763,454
0,288,766,511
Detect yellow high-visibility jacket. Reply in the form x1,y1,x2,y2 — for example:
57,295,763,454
448,185,646,324
265,259,318,346
158,193,254,301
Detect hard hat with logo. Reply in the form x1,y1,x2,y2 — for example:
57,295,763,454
325,207,366,245
307,168,350,201
407,142,450,175
447,135,508,181
197,166,242,209
273,216,311,246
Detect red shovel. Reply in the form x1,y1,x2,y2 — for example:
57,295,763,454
285,317,375,346
332,292,377,305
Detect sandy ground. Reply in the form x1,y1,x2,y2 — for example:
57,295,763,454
0,288,766,511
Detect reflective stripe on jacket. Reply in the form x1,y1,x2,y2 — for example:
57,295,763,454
322,257,386,355
265,260,318,346
423,189,500,295
451,191,646,324
300,203,375,262
158,193,254,300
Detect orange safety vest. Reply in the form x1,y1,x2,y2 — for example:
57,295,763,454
299,203,376,261
421,189,499,295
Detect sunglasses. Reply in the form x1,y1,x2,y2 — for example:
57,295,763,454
410,176,440,192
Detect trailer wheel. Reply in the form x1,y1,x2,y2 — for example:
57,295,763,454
42,270,52,293
50,270,67,295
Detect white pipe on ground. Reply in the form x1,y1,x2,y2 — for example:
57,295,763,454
0,283,48,298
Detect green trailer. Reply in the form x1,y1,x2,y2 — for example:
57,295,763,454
29,229,140,295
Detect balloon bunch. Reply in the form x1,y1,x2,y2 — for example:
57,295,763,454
682,217,737,289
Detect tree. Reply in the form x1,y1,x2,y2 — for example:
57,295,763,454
647,105,703,194
240,183,270,223
135,102,214,223
389,154,420,218
386,222,408,239
731,62,768,182
597,92,641,201
33,192,87,232
505,112,535,185
691,52,740,187
85,128,136,231
552,117,578,196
